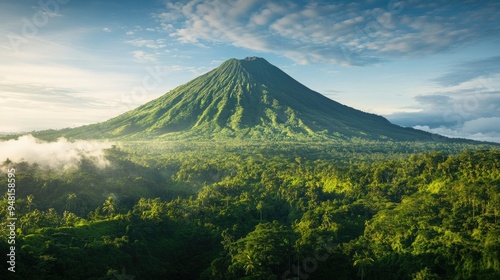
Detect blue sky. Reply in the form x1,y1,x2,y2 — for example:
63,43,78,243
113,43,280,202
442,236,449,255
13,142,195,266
1,0,499,142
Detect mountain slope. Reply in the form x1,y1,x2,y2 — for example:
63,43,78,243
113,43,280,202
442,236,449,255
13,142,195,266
39,57,447,141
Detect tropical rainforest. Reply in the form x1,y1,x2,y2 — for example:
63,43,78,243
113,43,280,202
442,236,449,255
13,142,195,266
1,140,499,280
1,57,499,280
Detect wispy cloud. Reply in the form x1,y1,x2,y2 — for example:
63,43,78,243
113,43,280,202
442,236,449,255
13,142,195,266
388,88,500,124
0,82,103,108
158,0,500,65
0,27,152,132
415,123,500,143
433,55,500,87
131,50,158,63
0,135,113,169
126,38,167,49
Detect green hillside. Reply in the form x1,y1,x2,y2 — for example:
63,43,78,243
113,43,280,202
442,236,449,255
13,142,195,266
35,57,450,141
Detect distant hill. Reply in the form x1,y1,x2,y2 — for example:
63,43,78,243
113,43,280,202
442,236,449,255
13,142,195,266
35,57,460,142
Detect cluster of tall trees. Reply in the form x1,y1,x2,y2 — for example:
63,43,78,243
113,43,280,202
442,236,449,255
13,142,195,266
1,142,499,279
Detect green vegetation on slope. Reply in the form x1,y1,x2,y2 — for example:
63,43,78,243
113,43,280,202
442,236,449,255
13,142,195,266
33,58,455,142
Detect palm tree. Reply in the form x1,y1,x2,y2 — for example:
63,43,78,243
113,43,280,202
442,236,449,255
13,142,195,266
26,195,35,211
256,201,264,221
102,196,117,217
244,254,256,275
353,252,374,280
65,193,77,212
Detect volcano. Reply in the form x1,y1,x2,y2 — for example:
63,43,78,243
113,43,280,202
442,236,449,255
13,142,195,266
43,57,443,141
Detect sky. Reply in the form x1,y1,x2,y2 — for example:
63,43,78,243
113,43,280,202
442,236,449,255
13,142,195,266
1,0,499,142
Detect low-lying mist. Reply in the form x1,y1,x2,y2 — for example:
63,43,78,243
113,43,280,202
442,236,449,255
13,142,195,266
0,134,114,170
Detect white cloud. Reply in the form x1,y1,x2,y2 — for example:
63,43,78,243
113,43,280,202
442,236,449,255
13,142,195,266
388,58,500,136
0,135,114,170
433,56,500,87
131,50,157,63
126,38,167,49
388,58,500,143
159,0,500,65
0,28,155,132
462,117,500,134
389,89,500,127
249,8,273,26
103,27,112,32
414,125,500,143
162,0,273,48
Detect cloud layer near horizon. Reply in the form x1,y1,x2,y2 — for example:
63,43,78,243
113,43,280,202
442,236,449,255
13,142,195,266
0,135,113,170
387,56,500,143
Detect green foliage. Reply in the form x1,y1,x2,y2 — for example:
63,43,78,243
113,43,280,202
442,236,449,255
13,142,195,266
0,142,499,279
228,221,296,278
